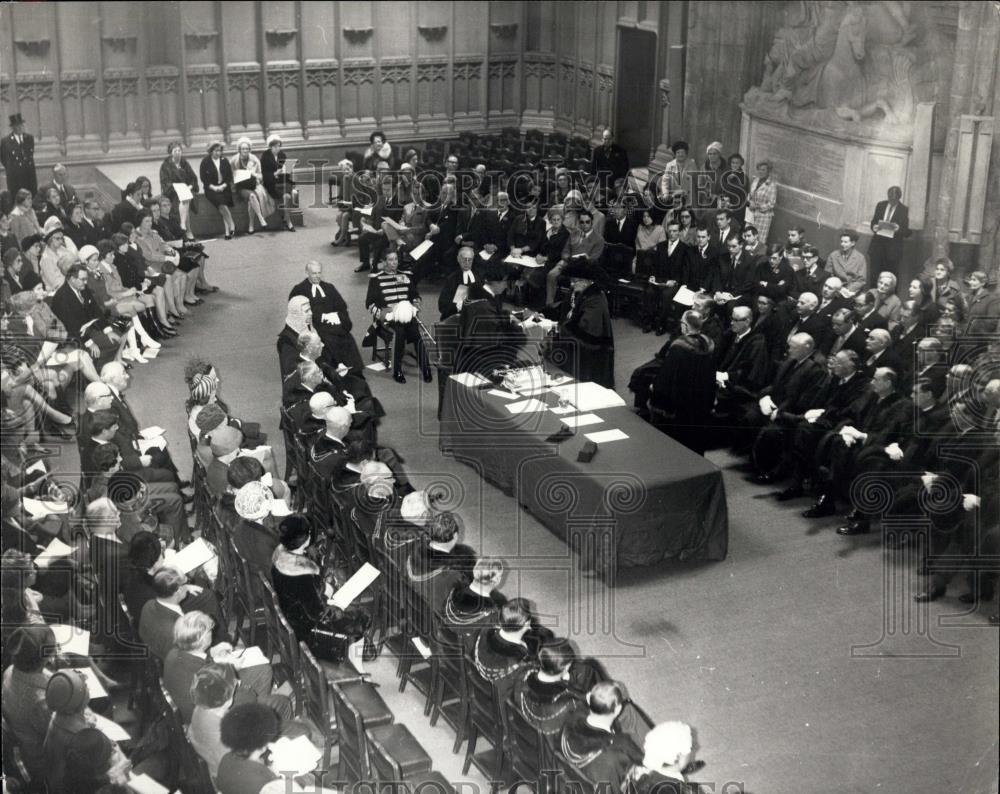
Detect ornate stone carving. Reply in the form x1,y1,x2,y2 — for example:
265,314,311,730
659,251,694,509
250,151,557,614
102,36,137,54
184,32,218,51
14,39,50,57
343,65,375,86
265,29,297,47
658,78,671,107
342,27,374,44
417,25,448,42
490,23,519,39
744,0,946,139
16,79,53,103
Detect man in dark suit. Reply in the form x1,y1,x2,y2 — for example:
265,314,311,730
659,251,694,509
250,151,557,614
713,305,772,425
861,328,903,379
489,191,517,263
139,567,191,661
455,193,498,253
786,292,833,358
639,219,689,334
853,291,889,333
743,332,827,469
687,227,719,293
591,129,630,189
600,203,638,280
0,113,36,198
816,276,848,320
308,405,352,481
794,246,829,298
439,245,483,320
50,263,118,365
711,209,741,250
867,186,910,278
288,261,363,372
827,308,868,359
714,236,759,305
39,164,78,208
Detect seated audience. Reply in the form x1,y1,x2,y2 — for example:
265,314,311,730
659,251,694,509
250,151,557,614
560,680,643,789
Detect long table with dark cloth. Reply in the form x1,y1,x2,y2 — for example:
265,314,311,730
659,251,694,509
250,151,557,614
438,377,728,577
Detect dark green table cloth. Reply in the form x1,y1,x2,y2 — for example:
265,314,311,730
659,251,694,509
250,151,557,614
438,378,728,574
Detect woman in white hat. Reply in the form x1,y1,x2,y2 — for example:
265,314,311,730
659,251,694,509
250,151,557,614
229,137,274,235
260,134,296,232
199,141,236,239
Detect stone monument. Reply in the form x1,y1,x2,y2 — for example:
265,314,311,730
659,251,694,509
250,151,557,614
740,0,948,240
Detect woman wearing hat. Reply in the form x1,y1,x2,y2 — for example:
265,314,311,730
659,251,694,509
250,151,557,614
703,142,726,206
38,216,79,292
964,270,999,335
230,137,274,234
363,129,394,172
199,142,236,239
260,134,296,232
542,260,615,388
37,184,69,227
159,141,199,240
3,247,40,294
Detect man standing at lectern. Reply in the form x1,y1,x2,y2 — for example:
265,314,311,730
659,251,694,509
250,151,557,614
867,186,910,279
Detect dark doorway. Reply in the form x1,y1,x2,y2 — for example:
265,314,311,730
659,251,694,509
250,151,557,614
615,28,657,168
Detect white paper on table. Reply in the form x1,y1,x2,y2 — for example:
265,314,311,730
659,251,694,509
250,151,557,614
478,249,492,261
137,437,167,454
560,413,604,429
25,460,47,476
409,239,433,261
127,773,170,794
321,312,340,325
50,624,90,656
232,169,253,184
487,389,520,400
505,398,548,415
329,562,381,610
549,382,626,412
23,497,69,518
672,285,696,306
548,404,577,415
366,361,387,371
172,183,193,202
92,712,131,742
504,254,543,269
34,537,74,568
72,667,108,700
358,205,373,216
449,372,490,387
269,735,322,777
453,284,469,309
171,537,216,574
232,645,270,669
584,428,629,444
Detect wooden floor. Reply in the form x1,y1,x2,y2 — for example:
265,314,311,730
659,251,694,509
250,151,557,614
117,204,999,793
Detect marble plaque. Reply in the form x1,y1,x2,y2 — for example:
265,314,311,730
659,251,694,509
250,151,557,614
752,124,847,200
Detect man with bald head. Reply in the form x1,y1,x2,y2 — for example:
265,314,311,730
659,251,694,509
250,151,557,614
78,381,114,440
816,276,847,319
742,332,826,471
288,260,363,372
713,305,772,424
862,328,902,378
786,292,832,357
309,405,353,480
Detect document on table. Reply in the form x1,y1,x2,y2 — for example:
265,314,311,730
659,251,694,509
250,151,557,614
34,537,74,568
92,712,131,742
329,562,381,610
548,404,577,415
72,667,108,700
449,372,490,387
51,624,90,656
171,537,216,574
549,382,626,412
172,182,193,202
560,413,604,429
504,254,543,268
672,285,697,306
584,428,629,444
409,239,434,260
505,398,548,414
487,389,520,400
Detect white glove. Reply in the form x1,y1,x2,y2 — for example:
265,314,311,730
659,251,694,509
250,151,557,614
920,472,938,490
884,442,904,461
758,395,777,415
804,409,824,423
384,311,394,323
962,494,981,511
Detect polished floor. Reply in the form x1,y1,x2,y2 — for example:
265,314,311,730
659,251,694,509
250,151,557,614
117,207,998,793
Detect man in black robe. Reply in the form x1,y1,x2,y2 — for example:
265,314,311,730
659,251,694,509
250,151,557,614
543,260,614,389
455,264,527,376
288,260,364,373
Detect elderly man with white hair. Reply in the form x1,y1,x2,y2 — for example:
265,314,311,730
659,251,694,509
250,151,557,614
786,291,833,358
287,261,363,372
308,405,353,480
625,721,701,793
862,327,902,378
